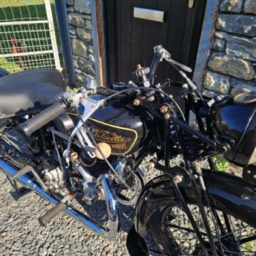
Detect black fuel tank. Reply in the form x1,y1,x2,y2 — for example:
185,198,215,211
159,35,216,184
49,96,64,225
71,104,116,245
212,98,256,166
87,100,146,156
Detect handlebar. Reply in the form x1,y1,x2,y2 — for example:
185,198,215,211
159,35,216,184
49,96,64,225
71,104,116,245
151,45,192,75
134,45,194,89
148,47,165,80
20,100,67,137
149,45,197,91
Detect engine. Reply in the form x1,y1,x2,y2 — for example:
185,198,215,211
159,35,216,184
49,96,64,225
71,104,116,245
48,92,146,204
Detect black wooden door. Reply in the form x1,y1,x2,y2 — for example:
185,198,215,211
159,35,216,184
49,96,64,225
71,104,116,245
104,0,206,85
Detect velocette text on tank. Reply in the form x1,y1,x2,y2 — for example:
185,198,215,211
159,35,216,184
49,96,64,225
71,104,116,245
93,129,131,144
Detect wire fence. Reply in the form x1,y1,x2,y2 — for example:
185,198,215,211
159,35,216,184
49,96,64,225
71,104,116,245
0,0,61,73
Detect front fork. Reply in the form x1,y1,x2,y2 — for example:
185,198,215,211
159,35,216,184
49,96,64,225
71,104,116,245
171,162,241,256
170,112,219,255
171,165,218,256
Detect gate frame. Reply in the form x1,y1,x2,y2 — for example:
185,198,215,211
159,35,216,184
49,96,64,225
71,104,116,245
0,0,61,72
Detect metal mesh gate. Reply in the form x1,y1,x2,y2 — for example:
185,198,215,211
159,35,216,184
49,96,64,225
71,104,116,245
0,0,61,73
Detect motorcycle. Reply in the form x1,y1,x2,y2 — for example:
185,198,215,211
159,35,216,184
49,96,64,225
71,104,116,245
0,45,255,255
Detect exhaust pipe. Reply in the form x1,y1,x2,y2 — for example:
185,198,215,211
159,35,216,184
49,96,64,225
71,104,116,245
0,160,112,238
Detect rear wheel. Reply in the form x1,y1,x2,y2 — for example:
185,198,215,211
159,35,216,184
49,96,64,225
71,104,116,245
148,189,256,255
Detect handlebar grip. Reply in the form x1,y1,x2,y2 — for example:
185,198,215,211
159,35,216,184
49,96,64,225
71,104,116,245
38,201,67,227
20,101,67,137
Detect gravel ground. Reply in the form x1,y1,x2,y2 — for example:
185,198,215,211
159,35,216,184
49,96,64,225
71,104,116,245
0,158,162,256
0,170,142,256
0,171,136,256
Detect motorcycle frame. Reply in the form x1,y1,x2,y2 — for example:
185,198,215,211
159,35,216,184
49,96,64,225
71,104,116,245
127,73,238,254
160,99,221,255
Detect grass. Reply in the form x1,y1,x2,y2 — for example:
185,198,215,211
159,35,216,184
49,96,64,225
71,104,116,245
212,156,229,172
0,0,54,8
0,57,22,73
0,2,61,73
245,242,253,251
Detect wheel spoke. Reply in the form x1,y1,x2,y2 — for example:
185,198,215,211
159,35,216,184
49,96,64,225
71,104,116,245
167,223,208,236
147,180,256,256
240,234,256,244
164,205,255,255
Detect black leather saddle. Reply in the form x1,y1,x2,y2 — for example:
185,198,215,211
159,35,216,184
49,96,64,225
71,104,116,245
0,69,66,116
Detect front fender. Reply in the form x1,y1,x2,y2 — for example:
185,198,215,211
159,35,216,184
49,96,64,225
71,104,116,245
135,170,256,238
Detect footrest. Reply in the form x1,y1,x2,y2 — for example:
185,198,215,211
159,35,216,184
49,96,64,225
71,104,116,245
38,193,74,227
38,201,67,227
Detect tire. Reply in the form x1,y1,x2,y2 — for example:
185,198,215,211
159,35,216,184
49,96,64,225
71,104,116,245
135,173,256,255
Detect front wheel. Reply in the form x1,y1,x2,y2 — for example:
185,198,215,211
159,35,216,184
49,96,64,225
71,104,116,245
134,173,256,255
150,200,256,255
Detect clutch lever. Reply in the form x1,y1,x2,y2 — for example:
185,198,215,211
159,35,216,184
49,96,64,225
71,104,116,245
165,56,192,73
163,54,197,91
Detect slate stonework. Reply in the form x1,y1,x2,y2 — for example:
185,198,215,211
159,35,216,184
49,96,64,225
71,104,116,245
71,39,87,58
77,28,92,42
203,0,256,96
68,13,85,28
226,35,256,61
220,0,243,13
74,0,91,15
204,71,231,94
244,0,256,14
208,53,255,80
216,14,256,37
66,0,95,86
66,0,74,5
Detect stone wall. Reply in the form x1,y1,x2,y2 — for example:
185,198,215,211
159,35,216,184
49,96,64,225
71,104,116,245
203,0,256,96
66,0,96,87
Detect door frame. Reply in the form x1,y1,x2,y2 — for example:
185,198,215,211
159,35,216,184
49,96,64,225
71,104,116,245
93,0,220,88
192,0,222,89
